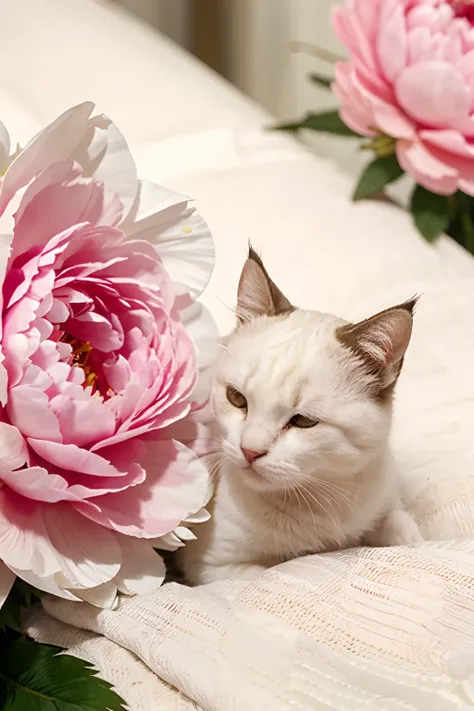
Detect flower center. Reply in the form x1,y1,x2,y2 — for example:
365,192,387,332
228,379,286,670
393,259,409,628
60,333,112,398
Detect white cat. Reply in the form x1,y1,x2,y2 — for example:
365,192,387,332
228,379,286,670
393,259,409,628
179,247,422,585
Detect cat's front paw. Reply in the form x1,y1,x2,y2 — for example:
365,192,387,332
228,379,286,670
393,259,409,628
367,510,423,547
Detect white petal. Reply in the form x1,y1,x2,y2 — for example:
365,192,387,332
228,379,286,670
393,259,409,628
115,537,165,595
174,526,197,542
10,568,82,601
180,301,218,403
82,115,138,219
0,422,28,471
184,507,211,525
43,505,122,588
180,301,219,371
0,560,15,609
0,120,11,174
153,532,186,552
0,102,94,211
123,180,215,299
71,115,109,170
74,581,119,609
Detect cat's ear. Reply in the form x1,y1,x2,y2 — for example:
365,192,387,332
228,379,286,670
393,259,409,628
236,245,294,324
337,298,418,389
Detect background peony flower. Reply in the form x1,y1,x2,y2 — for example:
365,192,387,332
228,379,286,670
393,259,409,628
0,104,218,608
333,0,474,195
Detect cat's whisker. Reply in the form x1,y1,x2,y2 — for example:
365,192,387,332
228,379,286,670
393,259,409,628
294,485,317,531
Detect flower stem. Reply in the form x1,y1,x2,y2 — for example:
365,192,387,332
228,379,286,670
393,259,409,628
288,41,345,63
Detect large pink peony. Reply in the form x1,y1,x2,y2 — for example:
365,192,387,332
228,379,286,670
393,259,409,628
0,103,218,608
333,0,474,195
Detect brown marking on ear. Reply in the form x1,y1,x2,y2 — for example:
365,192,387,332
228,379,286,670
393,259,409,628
336,297,418,396
236,244,295,324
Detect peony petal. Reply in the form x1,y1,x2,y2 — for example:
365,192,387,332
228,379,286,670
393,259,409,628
0,489,61,577
27,439,125,477
73,581,118,609
76,440,210,538
51,396,117,449
10,567,82,601
42,503,121,588
8,386,63,443
0,560,15,610
0,102,94,212
0,120,11,174
114,536,165,595
377,0,408,82
123,181,214,299
396,139,459,194
0,422,28,472
1,467,80,503
179,300,219,374
13,163,119,256
86,116,138,220
396,61,471,129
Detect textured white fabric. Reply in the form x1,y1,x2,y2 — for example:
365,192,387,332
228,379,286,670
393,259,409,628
26,540,474,711
5,0,474,707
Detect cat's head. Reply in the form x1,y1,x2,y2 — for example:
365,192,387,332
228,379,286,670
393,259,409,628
212,246,416,493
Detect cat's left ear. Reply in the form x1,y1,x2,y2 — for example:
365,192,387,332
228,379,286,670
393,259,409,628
236,245,294,324
337,298,418,389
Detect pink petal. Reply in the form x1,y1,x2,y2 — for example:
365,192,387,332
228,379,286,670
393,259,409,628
27,439,125,477
50,396,117,449
0,102,94,212
0,422,28,472
396,139,459,195
421,128,474,159
377,0,408,82
13,164,120,256
1,467,80,503
7,386,62,443
396,62,471,128
76,440,210,538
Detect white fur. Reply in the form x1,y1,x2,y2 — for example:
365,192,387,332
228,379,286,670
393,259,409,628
180,309,422,586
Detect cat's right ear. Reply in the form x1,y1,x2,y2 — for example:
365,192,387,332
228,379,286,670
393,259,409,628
236,245,294,325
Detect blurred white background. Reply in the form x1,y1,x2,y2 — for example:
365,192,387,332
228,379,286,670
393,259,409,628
110,0,371,178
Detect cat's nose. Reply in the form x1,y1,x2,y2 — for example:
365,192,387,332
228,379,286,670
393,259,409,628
241,447,267,464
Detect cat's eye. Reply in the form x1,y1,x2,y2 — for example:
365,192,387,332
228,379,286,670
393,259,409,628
226,386,247,410
288,414,319,429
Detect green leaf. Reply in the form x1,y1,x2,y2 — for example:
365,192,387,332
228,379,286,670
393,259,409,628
0,580,43,634
410,185,451,242
307,72,333,89
273,111,359,136
0,640,127,711
353,154,404,201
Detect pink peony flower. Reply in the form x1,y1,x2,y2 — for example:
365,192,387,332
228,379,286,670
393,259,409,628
333,0,474,195
0,103,218,608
